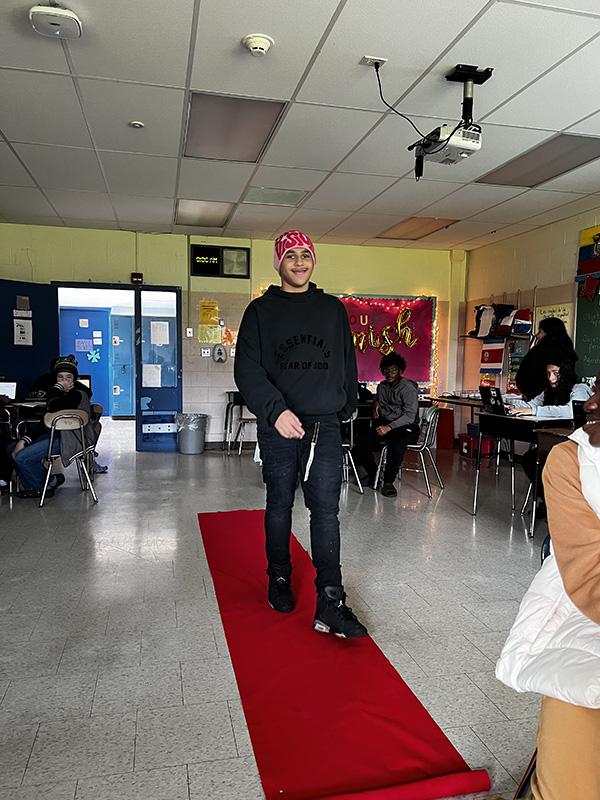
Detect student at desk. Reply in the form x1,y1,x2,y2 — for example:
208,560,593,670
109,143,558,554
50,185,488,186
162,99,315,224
506,358,591,514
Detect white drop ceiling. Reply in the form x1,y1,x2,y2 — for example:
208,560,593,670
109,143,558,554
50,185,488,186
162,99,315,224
2,0,600,250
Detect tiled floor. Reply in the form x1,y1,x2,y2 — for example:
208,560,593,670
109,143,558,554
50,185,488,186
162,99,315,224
0,420,544,800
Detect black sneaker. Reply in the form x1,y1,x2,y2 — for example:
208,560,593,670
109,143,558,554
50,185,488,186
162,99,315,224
313,586,368,638
266,562,294,613
381,482,397,497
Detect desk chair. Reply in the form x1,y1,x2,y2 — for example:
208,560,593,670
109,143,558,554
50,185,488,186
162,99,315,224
224,391,245,453
374,405,443,498
39,410,98,508
341,415,363,493
230,404,256,455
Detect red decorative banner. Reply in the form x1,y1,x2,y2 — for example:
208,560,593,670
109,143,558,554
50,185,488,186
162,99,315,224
340,296,436,385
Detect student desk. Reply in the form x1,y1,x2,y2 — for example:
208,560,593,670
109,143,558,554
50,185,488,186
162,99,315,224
472,412,572,518
528,427,573,536
428,396,484,424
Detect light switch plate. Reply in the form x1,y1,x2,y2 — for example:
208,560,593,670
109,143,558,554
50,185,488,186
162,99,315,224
186,327,194,338
230,347,236,357
201,348,211,357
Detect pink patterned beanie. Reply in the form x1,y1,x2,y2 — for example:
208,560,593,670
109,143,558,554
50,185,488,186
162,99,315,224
273,230,316,272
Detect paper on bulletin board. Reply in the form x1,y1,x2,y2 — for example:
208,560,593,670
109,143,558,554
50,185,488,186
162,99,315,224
150,320,169,346
13,319,33,346
535,303,574,338
199,301,219,325
142,363,162,388
222,328,238,346
198,325,222,344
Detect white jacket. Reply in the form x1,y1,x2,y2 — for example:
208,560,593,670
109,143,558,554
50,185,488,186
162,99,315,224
495,427,600,708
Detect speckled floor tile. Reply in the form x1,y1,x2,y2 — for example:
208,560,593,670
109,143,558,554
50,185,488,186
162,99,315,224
75,765,188,799
188,756,264,800
0,672,97,725
91,664,182,715
0,723,38,789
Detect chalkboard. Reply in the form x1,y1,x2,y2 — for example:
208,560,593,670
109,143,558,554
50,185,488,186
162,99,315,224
575,290,600,378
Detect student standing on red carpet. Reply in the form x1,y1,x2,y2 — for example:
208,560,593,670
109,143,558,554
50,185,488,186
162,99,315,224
234,230,367,638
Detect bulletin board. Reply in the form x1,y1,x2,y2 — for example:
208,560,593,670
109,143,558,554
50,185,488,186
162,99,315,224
339,295,436,386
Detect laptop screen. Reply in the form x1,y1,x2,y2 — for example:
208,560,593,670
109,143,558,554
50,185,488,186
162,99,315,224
0,381,17,399
479,386,506,415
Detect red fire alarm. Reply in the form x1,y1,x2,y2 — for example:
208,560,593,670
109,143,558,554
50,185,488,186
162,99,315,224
131,272,143,284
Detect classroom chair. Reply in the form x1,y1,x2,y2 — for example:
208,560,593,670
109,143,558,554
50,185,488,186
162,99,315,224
39,409,98,507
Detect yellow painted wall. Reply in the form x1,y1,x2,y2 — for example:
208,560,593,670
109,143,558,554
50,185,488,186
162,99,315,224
0,224,455,300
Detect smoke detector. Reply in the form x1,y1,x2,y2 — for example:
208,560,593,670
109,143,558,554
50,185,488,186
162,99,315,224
241,33,274,58
29,5,82,38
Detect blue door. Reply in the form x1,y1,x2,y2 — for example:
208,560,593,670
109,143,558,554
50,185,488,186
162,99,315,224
135,288,182,451
59,308,110,412
111,315,135,417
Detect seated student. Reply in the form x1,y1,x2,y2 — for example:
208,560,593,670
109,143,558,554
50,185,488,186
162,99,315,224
507,358,591,515
353,353,420,498
515,317,577,401
7,355,98,499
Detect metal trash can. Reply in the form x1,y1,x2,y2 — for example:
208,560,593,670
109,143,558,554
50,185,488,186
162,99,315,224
175,413,208,454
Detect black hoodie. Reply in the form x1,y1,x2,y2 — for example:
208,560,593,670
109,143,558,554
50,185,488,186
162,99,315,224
234,283,357,428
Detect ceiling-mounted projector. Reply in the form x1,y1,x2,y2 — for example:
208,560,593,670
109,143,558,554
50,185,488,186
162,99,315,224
29,6,82,38
417,124,482,165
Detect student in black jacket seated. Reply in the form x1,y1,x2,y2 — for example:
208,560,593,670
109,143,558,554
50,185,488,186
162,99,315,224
515,317,577,401
7,355,97,499
353,354,420,498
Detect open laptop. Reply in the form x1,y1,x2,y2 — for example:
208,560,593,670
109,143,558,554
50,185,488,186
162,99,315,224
479,386,507,415
0,381,17,399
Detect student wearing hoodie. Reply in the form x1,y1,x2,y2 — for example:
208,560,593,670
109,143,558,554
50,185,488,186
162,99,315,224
234,230,367,638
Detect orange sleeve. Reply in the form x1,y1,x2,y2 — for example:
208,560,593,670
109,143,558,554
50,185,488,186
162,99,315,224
543,440,600,625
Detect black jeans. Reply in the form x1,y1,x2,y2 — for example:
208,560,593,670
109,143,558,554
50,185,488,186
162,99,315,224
353,421,419,484
257,421,343,589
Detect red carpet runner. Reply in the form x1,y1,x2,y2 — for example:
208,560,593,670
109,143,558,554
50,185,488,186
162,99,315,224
198,510,490,800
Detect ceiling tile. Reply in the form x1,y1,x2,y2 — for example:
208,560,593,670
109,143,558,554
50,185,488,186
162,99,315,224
262,104,381,170
67,0,195,85
251,166,328,191
337,114,428,177
469,189,585,223
485,35,600,129
190,0,340,99
325,213,402,238
297,0,490,109
112,195,174,225
62,219,119,230
172,225,225,236
100,153,178,197
14,144,106,192
78,80,185,156
0,186,57,216
0,0,70,72
458,222,539,249
361,178,463,215
273,209,350,237
509,0,600,14
414,219,508,245
178,160,255,203
418,183,527,219
567,108,600,137
0,72,92,147
401,3,600,122
0,142,35,187
516,193,600,226
2,215,63,227
44,190,115,220
361,238,412,248
227,204,293,233
302,173,396,212
118,222,173,233
535,156,600,193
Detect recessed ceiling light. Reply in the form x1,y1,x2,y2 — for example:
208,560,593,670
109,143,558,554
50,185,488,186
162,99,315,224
176,199,233,227
184,93,285,163
377,217,457,240
476,133,600,188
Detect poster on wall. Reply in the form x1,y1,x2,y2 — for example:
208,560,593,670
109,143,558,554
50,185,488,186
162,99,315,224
578,224,600,277
339,296,436,385
535,302,574,338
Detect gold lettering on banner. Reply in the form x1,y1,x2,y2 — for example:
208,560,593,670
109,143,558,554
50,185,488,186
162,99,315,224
396,308,418,348
350,308,419,354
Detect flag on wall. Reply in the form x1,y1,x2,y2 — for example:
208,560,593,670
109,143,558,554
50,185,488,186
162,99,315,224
480,338,505,374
